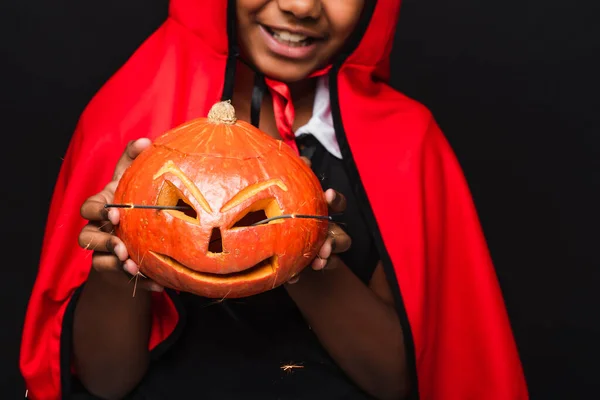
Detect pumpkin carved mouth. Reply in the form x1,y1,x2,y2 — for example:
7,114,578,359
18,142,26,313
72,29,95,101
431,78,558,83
149,252,278,283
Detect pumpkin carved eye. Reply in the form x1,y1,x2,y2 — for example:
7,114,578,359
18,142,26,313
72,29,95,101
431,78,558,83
156,180,198,221
230,198,283,229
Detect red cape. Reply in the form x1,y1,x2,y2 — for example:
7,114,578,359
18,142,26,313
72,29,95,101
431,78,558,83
21,0,528,398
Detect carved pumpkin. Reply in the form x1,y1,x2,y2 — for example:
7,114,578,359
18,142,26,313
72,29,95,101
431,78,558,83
113,101,329,298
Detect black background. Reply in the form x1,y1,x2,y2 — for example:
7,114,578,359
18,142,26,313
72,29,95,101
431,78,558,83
1,0,598,398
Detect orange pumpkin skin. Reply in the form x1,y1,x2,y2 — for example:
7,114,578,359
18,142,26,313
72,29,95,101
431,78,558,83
113,102,329,298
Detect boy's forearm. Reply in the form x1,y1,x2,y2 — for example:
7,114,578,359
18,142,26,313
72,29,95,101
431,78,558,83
73,268,152,399
285,260,408,400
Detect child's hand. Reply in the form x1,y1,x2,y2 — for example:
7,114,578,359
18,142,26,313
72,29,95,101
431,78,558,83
310,188,352,270
77,139,164,292
288,158,352,284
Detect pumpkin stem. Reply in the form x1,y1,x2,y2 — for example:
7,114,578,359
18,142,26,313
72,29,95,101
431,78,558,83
208,100,237,125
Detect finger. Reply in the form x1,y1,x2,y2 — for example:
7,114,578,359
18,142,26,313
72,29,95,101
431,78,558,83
123,259,164,292
95,219,115,234
80,184,125,226
81,198,109,222
81,197,123,226
313,225,350,267
107,207,121,226
103,180,118,195
113,138,152,181
314,254,344,271
325,189,347,213
311,254,329,271
123,259,140,276
79,225,129,261
87,209,116,233
327,224,351,255
300,156,312,168
80,181,118,221
93,256,164,292
91,252,124,274
103,181,121,215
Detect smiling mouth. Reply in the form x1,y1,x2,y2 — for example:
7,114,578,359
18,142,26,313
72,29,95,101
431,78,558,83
149,252,278,283
262,25,318,47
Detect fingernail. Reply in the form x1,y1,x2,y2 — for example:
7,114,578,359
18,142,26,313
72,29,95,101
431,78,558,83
312,258,325,271
123,259,139,275
114,243,127,261
108,209,120,225
149,283,164,292
326,189,336,203
136,138,152,147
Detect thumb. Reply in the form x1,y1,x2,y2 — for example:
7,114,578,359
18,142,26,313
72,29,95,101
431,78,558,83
300,156,312,168
113,138,152,181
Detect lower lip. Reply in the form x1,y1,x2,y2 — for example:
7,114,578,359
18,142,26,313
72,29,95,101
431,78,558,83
258,25,318,60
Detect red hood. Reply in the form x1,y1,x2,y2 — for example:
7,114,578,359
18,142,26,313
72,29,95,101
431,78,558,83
169,0,402,81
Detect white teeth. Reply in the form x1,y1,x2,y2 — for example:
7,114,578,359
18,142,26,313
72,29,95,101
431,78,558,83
271,29,308,43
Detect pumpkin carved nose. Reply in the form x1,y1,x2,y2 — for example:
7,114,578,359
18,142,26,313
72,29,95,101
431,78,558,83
208,227,223,253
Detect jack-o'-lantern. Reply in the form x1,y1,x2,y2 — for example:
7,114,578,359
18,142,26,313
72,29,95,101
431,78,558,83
113,101,329,298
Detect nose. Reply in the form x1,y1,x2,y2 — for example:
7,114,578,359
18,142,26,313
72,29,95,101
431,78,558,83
276,0,322,20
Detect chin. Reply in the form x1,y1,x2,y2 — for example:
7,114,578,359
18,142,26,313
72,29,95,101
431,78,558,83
253,56,317,83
